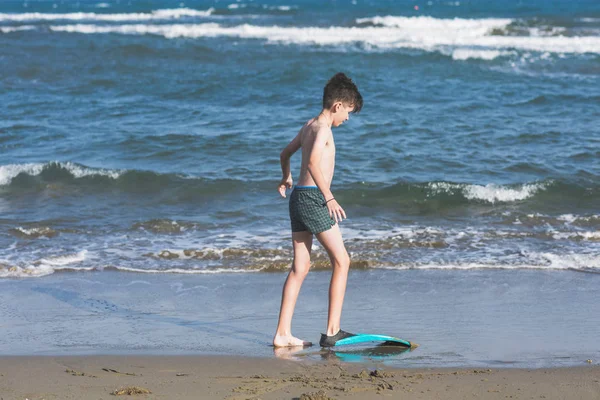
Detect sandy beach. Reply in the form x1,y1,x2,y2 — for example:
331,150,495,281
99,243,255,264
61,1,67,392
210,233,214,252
1,355,598,400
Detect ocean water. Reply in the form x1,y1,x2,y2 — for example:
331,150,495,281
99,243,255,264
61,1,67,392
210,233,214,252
1,0,599,366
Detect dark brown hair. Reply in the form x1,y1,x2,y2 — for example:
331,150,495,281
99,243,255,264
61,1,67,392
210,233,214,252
322,72,363,113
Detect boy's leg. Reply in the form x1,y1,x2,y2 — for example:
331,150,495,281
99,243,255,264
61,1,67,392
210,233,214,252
315,224,350,336
273,230,313,347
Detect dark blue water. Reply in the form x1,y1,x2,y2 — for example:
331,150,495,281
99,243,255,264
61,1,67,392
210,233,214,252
0,0,599,365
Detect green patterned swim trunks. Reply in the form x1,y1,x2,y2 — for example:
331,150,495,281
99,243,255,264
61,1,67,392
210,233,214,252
289,186,336,234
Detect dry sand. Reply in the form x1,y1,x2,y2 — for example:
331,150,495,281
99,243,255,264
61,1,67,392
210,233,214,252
0,354,598,400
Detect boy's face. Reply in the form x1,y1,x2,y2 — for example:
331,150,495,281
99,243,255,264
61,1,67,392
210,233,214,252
332,102,354,127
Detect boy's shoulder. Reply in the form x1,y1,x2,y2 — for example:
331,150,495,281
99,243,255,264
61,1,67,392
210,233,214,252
301,117,331,137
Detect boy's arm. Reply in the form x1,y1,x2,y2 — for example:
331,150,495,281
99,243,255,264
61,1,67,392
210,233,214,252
308,127,346,222
278,130,302,198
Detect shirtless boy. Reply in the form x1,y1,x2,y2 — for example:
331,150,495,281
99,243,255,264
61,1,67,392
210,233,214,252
273,73,363,348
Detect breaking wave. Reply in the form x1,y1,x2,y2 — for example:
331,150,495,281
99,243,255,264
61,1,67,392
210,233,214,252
3,249,599,278
1,162,597,210
36,17,600,56
0,161,122,186
0,8,214,22
0,250,88,278
2,11,599,57
43,22,600,54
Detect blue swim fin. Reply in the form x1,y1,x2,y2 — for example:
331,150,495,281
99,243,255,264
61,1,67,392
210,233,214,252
331,333,415,348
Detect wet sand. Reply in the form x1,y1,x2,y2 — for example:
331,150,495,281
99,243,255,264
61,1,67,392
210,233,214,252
0,355,598,400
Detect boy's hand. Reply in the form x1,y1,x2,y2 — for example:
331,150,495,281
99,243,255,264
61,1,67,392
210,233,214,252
326,199,347,223
278,177,293,198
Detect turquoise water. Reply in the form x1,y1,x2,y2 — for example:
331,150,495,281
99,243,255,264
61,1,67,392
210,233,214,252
0,0,599,366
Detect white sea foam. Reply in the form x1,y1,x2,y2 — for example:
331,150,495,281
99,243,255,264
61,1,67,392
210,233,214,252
39,250,87,266
341,225,418,241
342,224,589,244
529,26,566,37
344,224,584,245
451,49,512,60
0,162,122,186
0,264,56,278
3,247,598,277
334,224,593,245
376,263,527,271
14,227,55,237
356,15,512,35
428,181,546,203
58,162,122,179
533,252,600,270
552,231,600,241
0,25,36,33
358,15,566,37
375,251,600,272
111,266,258,274
0,163,45,185
557,214,600,223
462,182,546,203
558,214,578,223
44,20,600,55
0,250,88,278
378,263,562,271
0,8,214,22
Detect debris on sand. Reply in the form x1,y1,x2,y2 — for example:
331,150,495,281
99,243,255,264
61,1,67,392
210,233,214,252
102,367,137,376
111,386,151,395
299,390,334,400
65,368,97,378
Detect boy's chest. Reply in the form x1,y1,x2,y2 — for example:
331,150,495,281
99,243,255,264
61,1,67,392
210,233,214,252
326,137,336,155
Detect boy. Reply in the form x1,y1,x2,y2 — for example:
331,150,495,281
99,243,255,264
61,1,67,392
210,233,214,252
273,73,363,348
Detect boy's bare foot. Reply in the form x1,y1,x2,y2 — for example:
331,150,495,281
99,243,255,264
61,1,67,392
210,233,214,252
272,335,312,347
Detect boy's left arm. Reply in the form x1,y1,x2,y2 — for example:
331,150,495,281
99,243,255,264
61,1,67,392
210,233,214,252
278,130,302,198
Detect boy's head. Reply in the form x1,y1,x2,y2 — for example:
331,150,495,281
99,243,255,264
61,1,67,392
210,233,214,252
322,72,363,127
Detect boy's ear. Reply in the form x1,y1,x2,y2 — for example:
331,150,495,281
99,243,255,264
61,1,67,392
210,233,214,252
333,102,342,113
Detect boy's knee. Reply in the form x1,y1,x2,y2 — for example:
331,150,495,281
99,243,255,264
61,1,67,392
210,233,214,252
333,251,350,269
292,261,311,277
